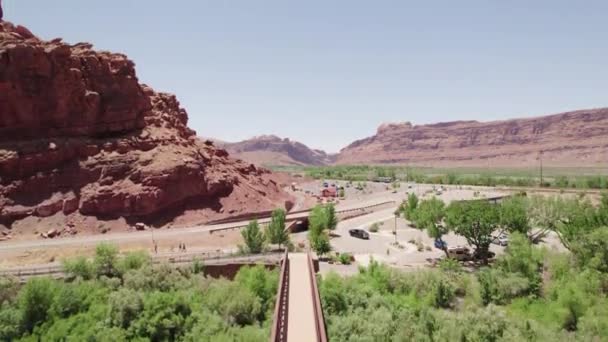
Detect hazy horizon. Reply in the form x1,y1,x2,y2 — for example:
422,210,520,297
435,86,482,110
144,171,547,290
6,0,608,152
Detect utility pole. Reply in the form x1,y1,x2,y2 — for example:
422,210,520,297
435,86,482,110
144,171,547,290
394,214,397,243
539,150,544,187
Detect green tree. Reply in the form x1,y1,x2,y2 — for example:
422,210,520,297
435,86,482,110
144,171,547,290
570,227,608,272
308,205,328,236
326,204,338,231
446,201,500,264
62,256,94,280
311,233,332,258
499,196,530,235
265,209,289,250
412,198,448,256
308,205,334,256
403,192,419,221
118,251,150,274
553,198,600,251
240,220,265,254
131,291,191,341
18,277,57,332
93,243,120,278
234,265,279,315
108,289,143,329
0,276,19,305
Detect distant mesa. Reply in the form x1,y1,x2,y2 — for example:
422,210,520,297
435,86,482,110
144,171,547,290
214,108,608,168
217,135,336,167
336,109,608,167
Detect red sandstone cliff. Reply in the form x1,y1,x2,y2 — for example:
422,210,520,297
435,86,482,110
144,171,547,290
0,21,292,233
336,109,608,167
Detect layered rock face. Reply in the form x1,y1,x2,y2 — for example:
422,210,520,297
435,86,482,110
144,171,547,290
0,22,291,227
337,109,608,167
220,135,336,166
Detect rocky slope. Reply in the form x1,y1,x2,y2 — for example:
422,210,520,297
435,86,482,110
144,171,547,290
336,109,608,167
0,21,292,234
219,135,335,166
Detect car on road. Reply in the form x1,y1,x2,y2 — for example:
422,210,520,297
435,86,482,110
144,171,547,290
349,229,370,240
492,234,509,246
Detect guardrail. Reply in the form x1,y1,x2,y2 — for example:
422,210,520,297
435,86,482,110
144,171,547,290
0,251,283,279
307,252,328,342
270,251,290,342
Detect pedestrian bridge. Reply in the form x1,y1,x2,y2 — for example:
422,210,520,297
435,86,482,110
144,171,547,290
270,252,327,342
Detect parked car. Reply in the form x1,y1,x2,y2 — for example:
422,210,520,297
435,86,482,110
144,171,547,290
447,246,471,261
492,234,509,246
349,229,370,240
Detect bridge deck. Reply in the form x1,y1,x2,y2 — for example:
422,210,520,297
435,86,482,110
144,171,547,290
286,253,317,342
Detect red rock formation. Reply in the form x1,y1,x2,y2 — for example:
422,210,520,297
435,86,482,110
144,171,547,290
336,109,608,167
0,22,292,230
218,135,336,166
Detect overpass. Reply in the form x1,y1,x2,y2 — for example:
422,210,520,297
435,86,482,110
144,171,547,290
270,252,327,342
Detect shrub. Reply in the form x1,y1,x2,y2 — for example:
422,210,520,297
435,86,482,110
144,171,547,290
63,256,94,280
93,243,120,278
338,253,353,265
18,277,57,332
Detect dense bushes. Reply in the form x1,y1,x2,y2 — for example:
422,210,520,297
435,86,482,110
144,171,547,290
320,232,608,341
0,249,278,341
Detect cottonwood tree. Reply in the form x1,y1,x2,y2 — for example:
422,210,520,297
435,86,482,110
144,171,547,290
241,220,265,254
412,198,448,256
311,233,332,258
499,196,530,235
403,192,419,221
326,204,338,231
308,205,334,257
265,209,289,250
446,200,500,264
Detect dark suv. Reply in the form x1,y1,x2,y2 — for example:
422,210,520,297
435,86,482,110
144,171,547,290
349,229,370,240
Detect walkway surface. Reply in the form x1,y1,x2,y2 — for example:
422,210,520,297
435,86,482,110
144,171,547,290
286,253,317,342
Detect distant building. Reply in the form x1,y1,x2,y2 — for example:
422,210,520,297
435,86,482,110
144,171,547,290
320,187,337,198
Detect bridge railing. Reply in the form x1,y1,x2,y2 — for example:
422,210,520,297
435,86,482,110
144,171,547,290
307,252,328,342
270,250,289,342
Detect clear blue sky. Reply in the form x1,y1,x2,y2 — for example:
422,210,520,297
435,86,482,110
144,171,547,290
6,1,608,152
